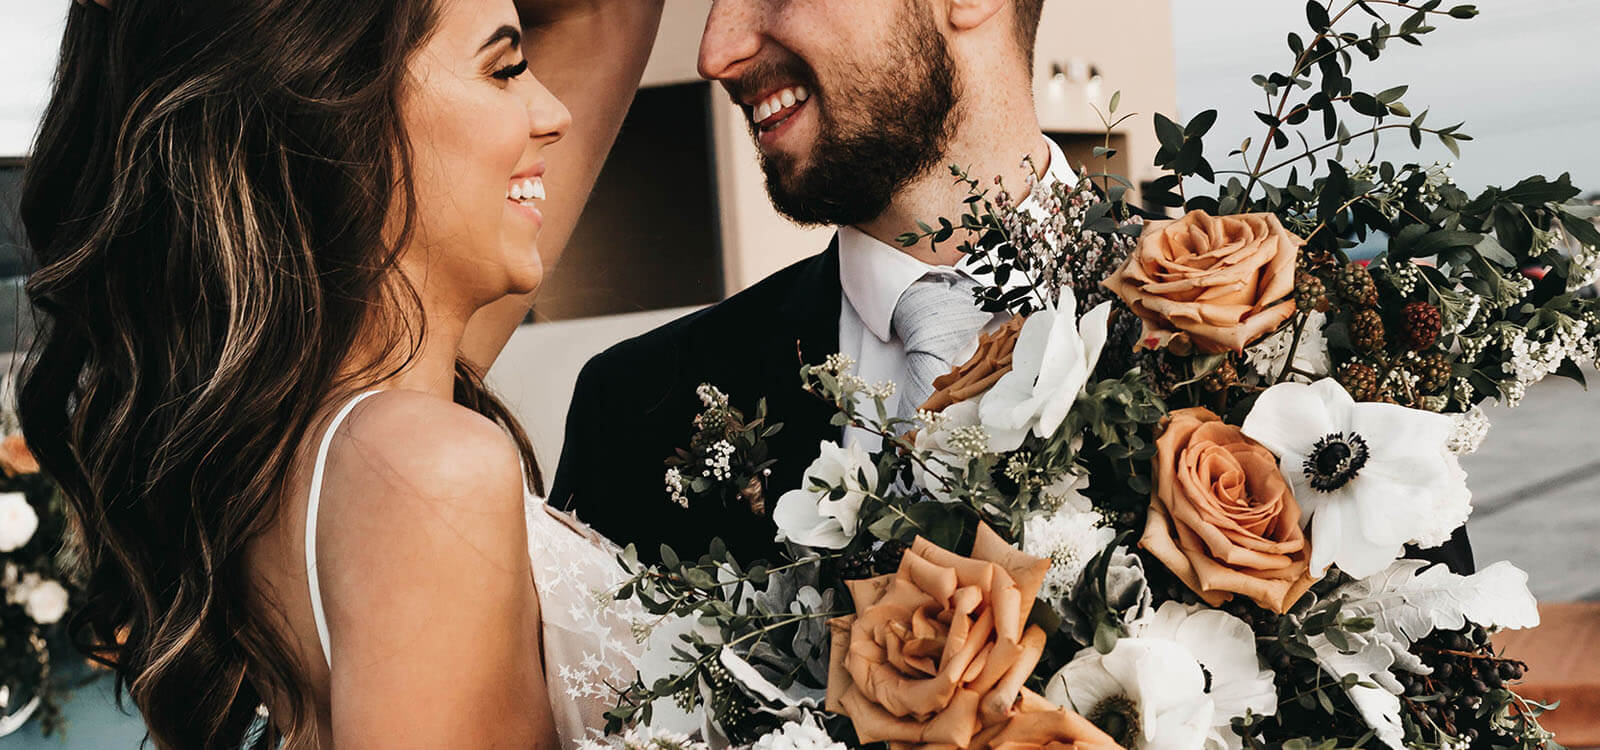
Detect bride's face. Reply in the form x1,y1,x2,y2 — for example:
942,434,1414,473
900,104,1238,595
396,0,570,311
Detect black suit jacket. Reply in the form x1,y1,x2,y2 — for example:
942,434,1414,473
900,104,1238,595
551,236,1475,574
551,239,844,565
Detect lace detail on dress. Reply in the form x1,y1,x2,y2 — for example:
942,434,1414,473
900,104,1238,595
525,490,646,748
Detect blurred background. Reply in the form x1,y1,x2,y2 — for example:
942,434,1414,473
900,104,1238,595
0,0,1595,745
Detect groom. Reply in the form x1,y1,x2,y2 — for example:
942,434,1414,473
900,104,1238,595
552,0,1052,564
551,0,1474,573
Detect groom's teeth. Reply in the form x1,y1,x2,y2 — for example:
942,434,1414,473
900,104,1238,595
794,86,809,102
751,86,812,126
780,89,796,108
754,101,771,121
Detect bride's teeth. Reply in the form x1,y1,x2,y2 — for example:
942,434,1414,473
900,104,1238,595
510,181,524,200
530,177,546,200
521,178,535,198
780,89,796,108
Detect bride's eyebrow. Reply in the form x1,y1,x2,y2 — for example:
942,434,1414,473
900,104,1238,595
477,24,521,54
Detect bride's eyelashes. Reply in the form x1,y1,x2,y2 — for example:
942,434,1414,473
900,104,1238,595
491,60,529,81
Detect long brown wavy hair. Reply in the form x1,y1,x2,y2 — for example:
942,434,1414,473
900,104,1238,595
17,1,542,747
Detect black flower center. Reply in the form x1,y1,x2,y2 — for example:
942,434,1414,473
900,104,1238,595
1201,664,1214,693
1088,694,1141,748
1303,432,1370,492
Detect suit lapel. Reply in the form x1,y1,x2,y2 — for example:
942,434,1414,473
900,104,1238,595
762,235,844,497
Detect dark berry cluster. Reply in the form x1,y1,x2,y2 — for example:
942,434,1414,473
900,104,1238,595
1402,625,1530,745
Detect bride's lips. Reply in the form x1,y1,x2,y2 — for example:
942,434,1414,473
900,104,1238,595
506,165,547,229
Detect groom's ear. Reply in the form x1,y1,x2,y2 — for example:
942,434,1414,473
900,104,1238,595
944,0,1008,32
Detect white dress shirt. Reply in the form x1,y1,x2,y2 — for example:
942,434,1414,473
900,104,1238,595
837,136,1076,447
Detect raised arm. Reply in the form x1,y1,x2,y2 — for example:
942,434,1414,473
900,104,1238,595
460,0,666,368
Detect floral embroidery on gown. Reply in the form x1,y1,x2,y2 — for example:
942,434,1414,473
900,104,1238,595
524,490,646,748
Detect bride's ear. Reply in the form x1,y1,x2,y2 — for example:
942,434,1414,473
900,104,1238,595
945,0,1007,32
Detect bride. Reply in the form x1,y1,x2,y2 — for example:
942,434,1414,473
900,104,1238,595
17,0,662,747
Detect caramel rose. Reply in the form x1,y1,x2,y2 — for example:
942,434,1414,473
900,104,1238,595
1102,209,1301,354
826,523,1118,750
918,316,1027,413
0,435,40,477
1140,407,1317,614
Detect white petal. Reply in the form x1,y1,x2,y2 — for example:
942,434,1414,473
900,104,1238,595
771,489,850,549
1241,380,1345,459
1329,490,1406,578
1349,401,1452,462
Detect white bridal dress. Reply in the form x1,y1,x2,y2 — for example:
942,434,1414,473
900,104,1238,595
304,391,645,747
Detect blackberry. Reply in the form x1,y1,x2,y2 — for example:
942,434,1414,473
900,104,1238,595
1415,352,1452,392
1335,262,1379,307
1294,272,1331,313
872,540,910,575
834,549,877,580
1338,362,1380,401
1350,308,1387,354
1401,301,1443,351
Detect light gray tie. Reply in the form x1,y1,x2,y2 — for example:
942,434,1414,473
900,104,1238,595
892,273,992,417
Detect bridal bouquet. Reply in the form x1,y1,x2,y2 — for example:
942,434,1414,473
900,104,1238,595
600,2,1596,748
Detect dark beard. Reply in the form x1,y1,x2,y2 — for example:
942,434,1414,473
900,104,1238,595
756,11,960,227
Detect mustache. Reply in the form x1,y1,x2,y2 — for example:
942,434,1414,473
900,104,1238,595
721,58,816,106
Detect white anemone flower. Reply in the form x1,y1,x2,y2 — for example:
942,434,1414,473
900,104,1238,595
771,441,878,549
978,292,1113,452
1241,379,1471,578
1141,602,1276,750
1044,638,1213,750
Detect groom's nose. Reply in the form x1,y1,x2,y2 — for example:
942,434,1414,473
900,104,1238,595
698,0,762,81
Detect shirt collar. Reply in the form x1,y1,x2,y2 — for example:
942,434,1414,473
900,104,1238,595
838,136,1075,342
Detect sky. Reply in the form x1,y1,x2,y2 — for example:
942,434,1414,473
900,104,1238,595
2,1,1597,193
1170,0,1599,197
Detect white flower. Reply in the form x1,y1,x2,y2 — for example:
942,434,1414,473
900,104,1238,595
1446,406,1490,456
771,441,878,549
1241,379,1472,578
0,492,38,552
978,292,1112,452
1242,310,1331,382
1023,503,1115,600
22,579,68,625
1140,603,1276,750
750,715,845,750
637,614,722,735
912,400,983,502
1044,637,1213,750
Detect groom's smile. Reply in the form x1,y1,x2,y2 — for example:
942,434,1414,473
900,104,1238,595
747,84,813,150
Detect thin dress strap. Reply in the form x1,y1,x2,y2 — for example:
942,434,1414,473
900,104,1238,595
306,390,383,669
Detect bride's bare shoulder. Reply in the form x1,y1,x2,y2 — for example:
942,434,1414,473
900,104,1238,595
314,389,532,621
326,389,526,509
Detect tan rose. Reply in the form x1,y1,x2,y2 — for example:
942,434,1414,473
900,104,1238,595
826,523,1119,750
0,435,40,477
1102,209,1301,354
1141,407,1318,614
919,316,1027,413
